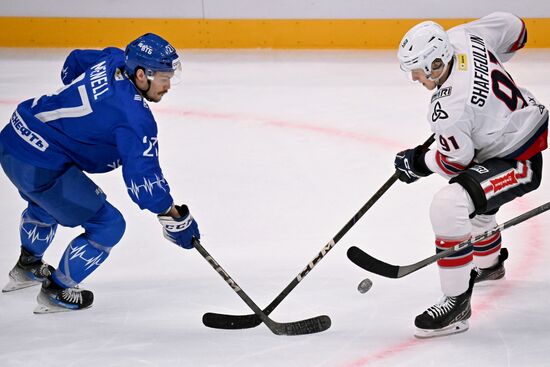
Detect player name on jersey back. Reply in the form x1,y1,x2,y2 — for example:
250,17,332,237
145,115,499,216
469,34,490,108
89,60,110,101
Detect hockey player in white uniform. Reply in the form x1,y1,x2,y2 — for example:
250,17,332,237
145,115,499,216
394,12,547,337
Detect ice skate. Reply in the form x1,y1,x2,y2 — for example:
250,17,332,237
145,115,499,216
2,250,55,293
414,270,477,338
34,276,94,314
474,248,508,284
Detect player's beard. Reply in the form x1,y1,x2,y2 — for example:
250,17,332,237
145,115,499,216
147,90,167,102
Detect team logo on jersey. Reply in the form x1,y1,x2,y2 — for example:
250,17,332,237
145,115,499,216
528,96,547,115
457,54,468,71
431,102,449,122
431,87,452,103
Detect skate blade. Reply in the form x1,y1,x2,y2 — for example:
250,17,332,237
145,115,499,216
474,276,506,286
33,302,84,314
34,293,92,314
33,301,92,314
415,320,469,339
2,279,41,293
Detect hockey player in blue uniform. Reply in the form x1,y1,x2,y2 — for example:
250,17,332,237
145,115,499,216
0,33,200,313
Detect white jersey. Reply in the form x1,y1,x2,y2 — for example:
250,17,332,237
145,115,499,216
423,12,548,179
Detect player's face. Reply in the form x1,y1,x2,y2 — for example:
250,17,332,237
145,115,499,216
409,58,447,90
145,71,173,102
410,69,437,90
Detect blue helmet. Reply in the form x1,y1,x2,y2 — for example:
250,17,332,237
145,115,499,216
125,33,181,80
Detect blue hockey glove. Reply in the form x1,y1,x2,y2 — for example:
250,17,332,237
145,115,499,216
394,146,432,184
157,205,200,249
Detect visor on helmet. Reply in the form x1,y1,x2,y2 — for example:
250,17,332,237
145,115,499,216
144,58,182,85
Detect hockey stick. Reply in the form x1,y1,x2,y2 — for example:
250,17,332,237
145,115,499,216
193,238,331,335
202,134,436,330
347,201,550,278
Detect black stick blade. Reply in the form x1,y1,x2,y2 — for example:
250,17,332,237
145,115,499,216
347,246,400,278
279,315,332,336
202,312,261,329
202,312,331,335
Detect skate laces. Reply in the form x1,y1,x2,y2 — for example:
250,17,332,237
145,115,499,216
60,288,84,305
426,296,457,319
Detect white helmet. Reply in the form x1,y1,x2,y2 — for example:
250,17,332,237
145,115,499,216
397,21,454,76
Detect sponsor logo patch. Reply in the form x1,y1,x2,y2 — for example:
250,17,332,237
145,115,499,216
114,68,124,81
489,171,518,193
431,87,452,103
482,161,533,199
10,111,49,151
457,54,468,71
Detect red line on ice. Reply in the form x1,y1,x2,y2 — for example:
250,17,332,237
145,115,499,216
0,99,404,149
154,106,405,150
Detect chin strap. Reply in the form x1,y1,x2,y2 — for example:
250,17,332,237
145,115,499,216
137,80,153,101
430,57,455,86
126,70,153,101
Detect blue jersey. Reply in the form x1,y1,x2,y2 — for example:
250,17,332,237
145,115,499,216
0,48,173,214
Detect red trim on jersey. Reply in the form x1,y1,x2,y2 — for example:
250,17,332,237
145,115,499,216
435,151,467,175
515,129,548,161
509,18,527,52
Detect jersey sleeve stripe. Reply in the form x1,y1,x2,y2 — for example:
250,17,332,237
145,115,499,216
503,116,548,161
435,151,467,175
509,17,527,52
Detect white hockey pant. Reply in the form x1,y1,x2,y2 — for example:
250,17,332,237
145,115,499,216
429,183,501,296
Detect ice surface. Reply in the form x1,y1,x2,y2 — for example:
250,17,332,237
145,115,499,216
1,48,549,367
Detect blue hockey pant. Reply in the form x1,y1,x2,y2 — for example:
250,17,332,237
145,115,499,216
0,149,126,287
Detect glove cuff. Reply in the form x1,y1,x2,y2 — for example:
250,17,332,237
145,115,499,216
413,147,433,177
175,204,190,218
